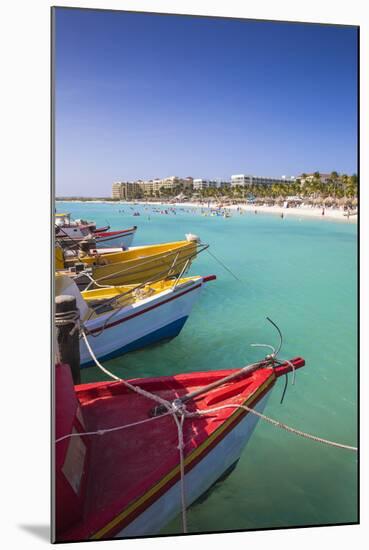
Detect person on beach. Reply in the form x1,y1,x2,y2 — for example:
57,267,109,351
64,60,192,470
255,209,257,214
322,207,325,216
281,212,284,219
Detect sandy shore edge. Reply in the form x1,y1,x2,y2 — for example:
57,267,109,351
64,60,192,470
56,200,357,224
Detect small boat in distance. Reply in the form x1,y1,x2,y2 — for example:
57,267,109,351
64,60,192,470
92,227,137,249
54,355,306,541
55,212,137,250
55,272,216,367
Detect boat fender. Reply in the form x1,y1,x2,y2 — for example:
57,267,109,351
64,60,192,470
185,233,200,243
55,245,65,270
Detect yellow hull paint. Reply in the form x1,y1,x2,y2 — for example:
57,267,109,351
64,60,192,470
62,240,198,286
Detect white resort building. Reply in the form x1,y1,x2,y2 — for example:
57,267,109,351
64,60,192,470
231,174,295,187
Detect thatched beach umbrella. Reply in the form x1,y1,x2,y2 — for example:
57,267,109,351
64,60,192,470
337,197,348,207
324,196,334,205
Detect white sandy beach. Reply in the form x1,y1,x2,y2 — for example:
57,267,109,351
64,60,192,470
56,199,357,223
137,201,357,224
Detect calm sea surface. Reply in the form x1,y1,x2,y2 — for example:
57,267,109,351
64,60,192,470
57,201,358,534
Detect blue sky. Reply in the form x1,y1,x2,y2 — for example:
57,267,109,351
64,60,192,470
54,8,358,196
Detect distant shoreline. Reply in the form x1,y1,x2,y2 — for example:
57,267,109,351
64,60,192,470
56,199,357,224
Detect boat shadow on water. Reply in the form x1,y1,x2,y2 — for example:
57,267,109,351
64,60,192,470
190,459,240,507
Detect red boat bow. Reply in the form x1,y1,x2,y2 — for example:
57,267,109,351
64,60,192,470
55,356,305,541
203,274,217,283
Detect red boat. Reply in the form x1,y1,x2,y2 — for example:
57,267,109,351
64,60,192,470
54,356,305,541
92,225,110,233
56,225,138,250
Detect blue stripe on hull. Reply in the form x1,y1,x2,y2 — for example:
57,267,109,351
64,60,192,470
81,316,189,368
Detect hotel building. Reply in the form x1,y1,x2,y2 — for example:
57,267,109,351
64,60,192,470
193,179,218,190
231,174,295,187
193,179,231,190
111,181,143,200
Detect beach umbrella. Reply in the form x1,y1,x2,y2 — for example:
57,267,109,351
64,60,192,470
337,197,347,206
324,196,334,205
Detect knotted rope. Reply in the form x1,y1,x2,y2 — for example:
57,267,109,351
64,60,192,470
55,309,80,336
55,329,357,536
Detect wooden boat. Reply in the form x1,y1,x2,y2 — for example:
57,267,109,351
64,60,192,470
57,237,201,288
55,212,137,249
93,227,137,249
55,213,95,237
55,272,215,368
55,213,109,234
55,213,109,238
54,355,305,541
56,224,137,251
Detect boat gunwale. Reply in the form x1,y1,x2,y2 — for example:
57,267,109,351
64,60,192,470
83,278,203,330
59,368,277,541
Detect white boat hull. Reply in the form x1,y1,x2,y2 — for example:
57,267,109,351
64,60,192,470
117,391,271,537
80,280,204,367
94,229,136,249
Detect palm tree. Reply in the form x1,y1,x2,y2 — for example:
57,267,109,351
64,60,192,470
329,171,340,198
346,174,358,198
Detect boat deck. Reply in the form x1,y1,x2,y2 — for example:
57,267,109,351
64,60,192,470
61,367,276,540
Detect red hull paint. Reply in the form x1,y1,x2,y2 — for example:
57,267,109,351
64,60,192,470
55,357,305,541
94,227,137,239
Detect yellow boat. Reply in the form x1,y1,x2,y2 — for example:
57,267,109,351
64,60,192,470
56,237,203,288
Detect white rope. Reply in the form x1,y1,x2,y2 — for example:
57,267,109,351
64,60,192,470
55,411,172,443
55,309,80,336
77,270,115,291
278,358,296,385
190,404,357,452
57,331,356,537
172,411,187,533
81,330,173,409
80,329,189,532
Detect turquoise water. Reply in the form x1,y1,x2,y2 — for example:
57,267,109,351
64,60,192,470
57,201,358,533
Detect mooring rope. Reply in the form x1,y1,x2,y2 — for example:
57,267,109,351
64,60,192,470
206,249,240,281
54,329,357,536
55,410,172,443
80,329,189,532
55,309,81,336
188,404,357,452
